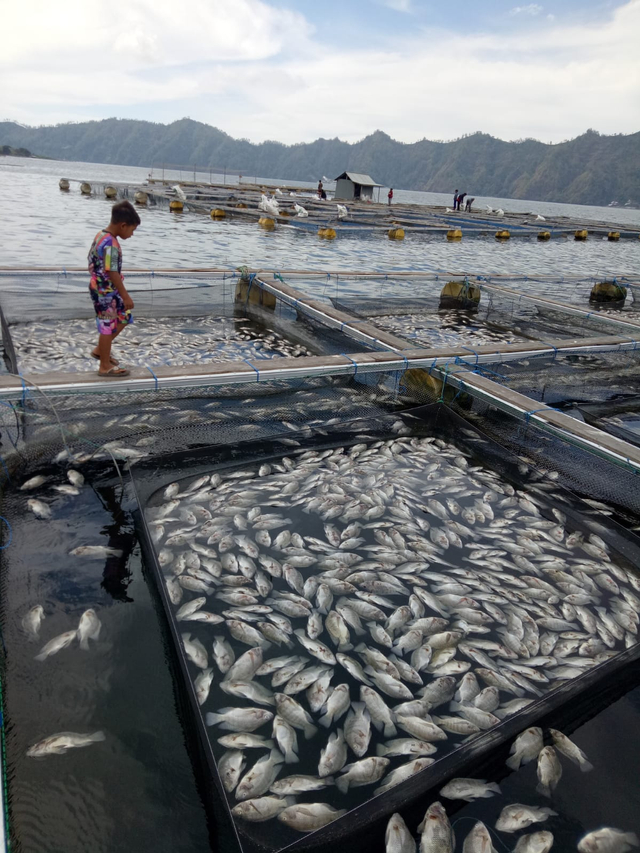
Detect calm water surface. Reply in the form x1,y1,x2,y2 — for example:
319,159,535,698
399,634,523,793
1,157,639,284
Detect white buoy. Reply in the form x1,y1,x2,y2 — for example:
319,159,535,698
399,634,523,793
294,203,308,217
336,204,348,219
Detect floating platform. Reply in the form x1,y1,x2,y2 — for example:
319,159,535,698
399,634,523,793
61,178,640,242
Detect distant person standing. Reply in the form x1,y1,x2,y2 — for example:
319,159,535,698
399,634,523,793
465,196,475,212
457,192,467,211
388,188,394,206
453,189,459,210
318,180,323,197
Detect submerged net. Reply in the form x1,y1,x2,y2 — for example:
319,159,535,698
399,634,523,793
0,271,389,377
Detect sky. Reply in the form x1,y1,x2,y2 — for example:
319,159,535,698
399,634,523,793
2,0,639,145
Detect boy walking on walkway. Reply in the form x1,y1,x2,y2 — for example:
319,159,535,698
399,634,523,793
88,200,140,377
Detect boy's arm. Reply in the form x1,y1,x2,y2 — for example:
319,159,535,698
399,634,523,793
108,271,134,310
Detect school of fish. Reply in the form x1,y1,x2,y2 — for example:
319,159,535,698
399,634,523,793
383,725,637,853
10,315,315,375
146,424,640,837
20,462,107,758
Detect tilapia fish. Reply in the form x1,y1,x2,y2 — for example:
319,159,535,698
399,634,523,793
27,731,105,757
147,431,637,834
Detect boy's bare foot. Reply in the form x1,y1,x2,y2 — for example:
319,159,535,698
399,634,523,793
91,350,119,366
98,366,130,377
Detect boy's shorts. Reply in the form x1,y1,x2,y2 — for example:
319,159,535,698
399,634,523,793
90,288,133,336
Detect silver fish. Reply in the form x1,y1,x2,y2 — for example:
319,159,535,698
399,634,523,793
577,828,639,853
513,832,554,853
205,707,273,732
181,633,208,669
278,803,346,832
462,821,498,853
77,609,101,650
440,778,501,801
35,629,77,661
335,756,389,793
232,796,293,822
22,605,45,640
219,749,246,792
318,728,347,777
506,727,544,770
495,805,557,833
549,728,593,771
27,730,105,757
235,749,284,800
386,813,417,853
418,801,454,853
536,746,562,797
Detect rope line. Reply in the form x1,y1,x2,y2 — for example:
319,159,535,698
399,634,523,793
145,366,159,391
243,359,260,380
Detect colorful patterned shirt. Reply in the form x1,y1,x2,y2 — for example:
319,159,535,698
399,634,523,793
88,230,121,294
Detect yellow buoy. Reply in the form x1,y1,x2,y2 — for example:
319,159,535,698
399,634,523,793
104,186,117,199
134,190,148,205
607,231,620,241
440,280,481,309
318,227,336,239
80,182,91,195
236,202,247,209
537,231,551,241
495,229,510,240
58,178,70,191
210,208,226,219
258,216,275,229
575,229,588,240
169,200,184,212
388,227,405,240
590,281,627,305
401,368,470,407
446,229,462,241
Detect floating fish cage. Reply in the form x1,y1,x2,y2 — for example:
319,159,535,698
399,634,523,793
327,277,640,352
0,267,640,851
130,402,640,853
0,271,400,377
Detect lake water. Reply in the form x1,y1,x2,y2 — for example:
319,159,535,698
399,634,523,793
1,155,640,853
1,156,639,283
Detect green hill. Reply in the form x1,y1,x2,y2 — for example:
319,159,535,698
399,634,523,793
1,119,637,206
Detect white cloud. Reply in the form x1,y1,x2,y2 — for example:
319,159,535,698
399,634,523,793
2,0,313,67
377,0,413,11
1,0,639,146
509,4,544,15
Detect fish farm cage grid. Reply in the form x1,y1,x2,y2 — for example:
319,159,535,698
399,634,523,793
0,267,639,852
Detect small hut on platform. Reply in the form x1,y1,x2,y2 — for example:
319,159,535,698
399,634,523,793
333,172,382,202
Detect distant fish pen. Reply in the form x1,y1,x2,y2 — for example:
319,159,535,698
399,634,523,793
0,264,639,851
59,176,640,243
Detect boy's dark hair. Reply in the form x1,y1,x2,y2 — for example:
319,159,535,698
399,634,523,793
110,200,141,226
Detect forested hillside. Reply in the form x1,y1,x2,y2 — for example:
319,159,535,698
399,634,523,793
1,119,637,206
